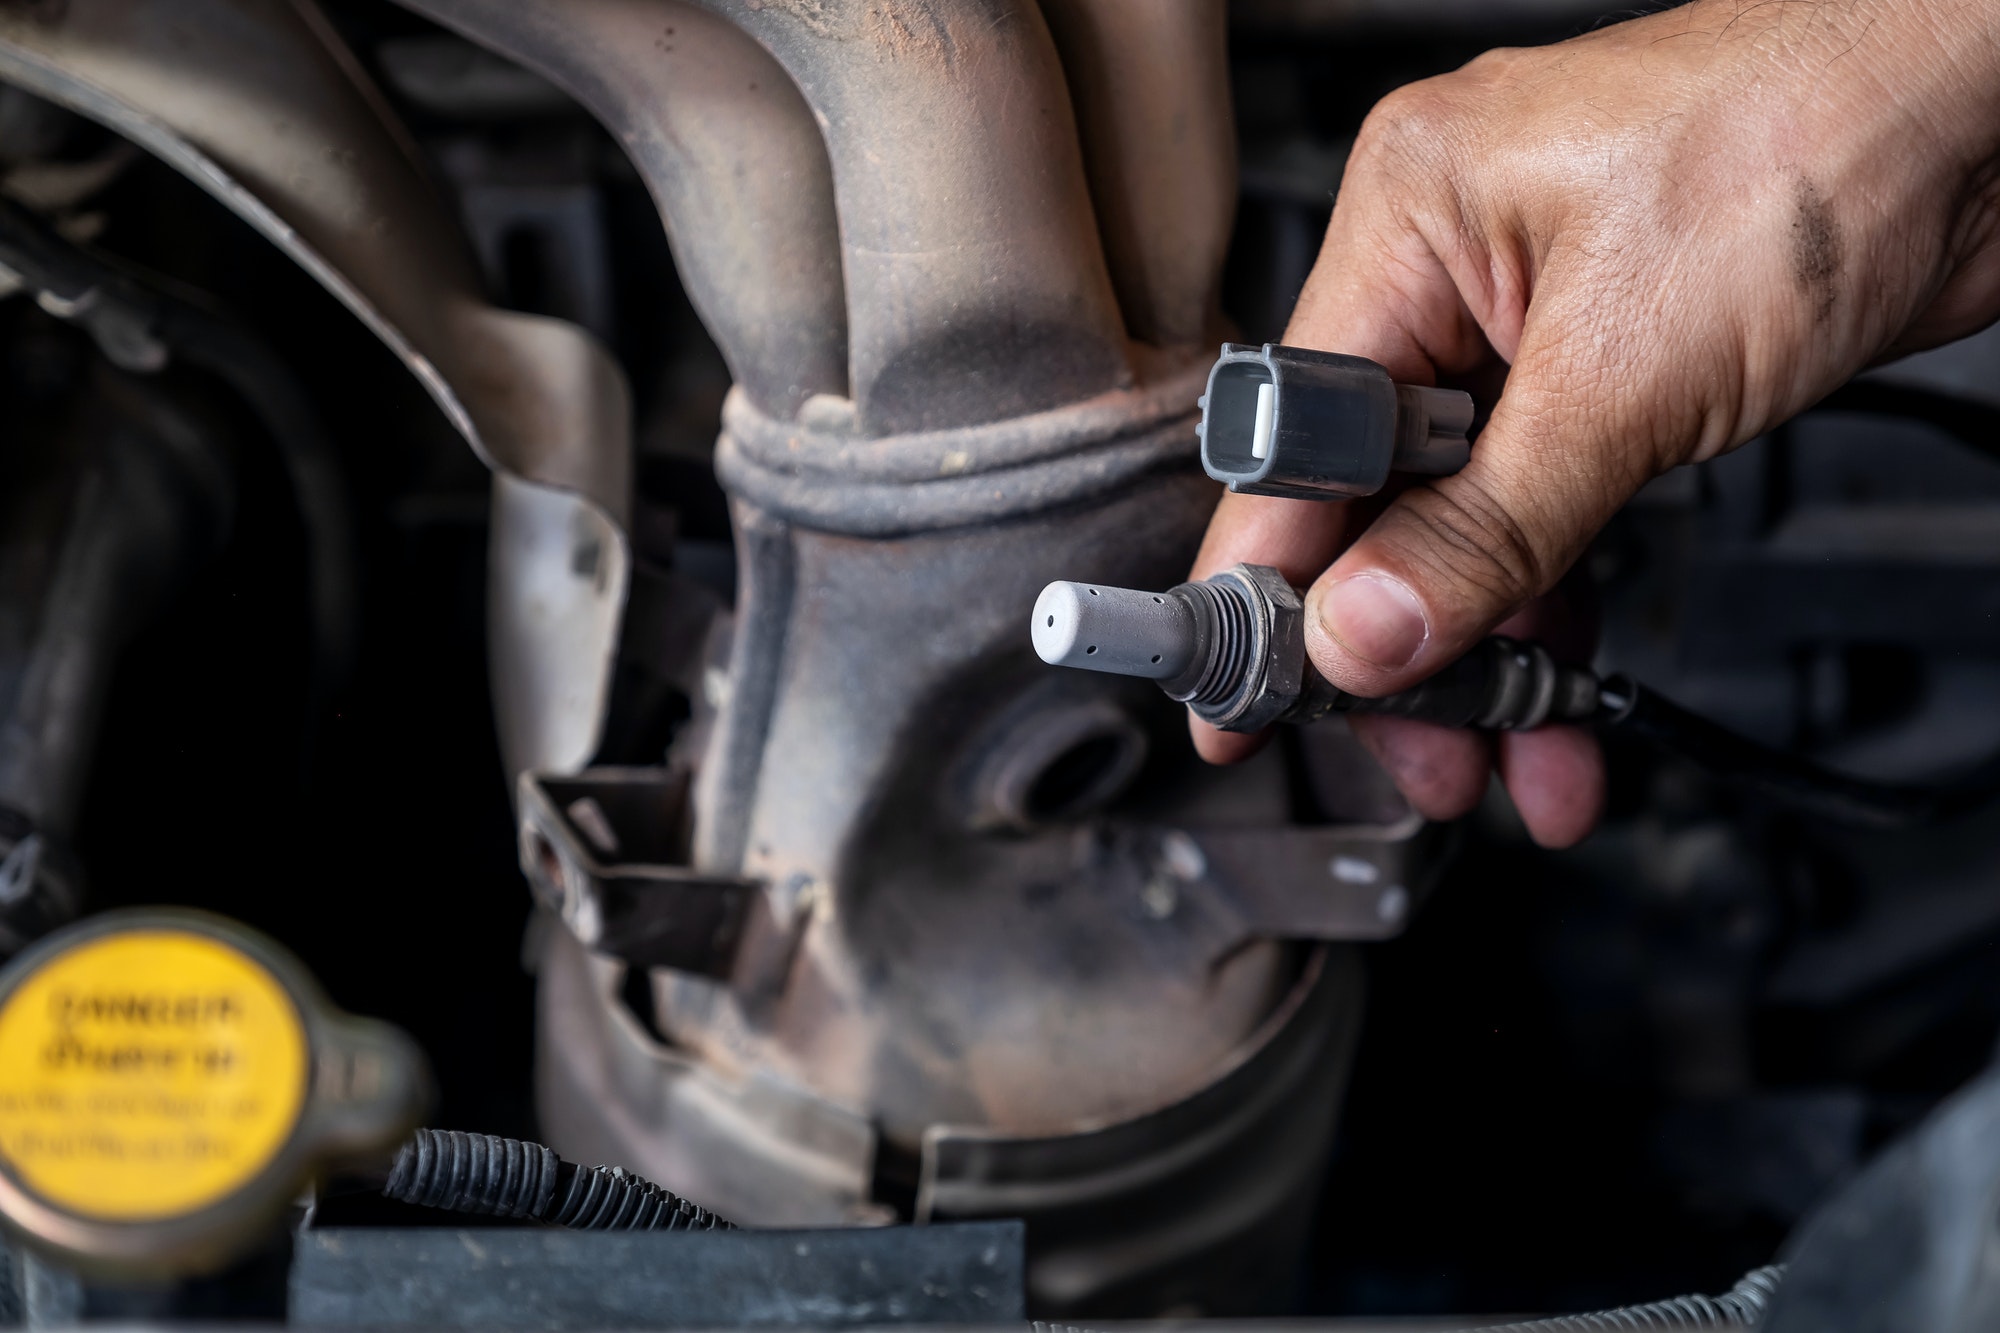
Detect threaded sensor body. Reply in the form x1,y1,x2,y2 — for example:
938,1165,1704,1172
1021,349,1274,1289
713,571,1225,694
1032,565,1600,734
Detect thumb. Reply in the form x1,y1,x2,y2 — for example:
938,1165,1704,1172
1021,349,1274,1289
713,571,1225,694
1303,353,1650,695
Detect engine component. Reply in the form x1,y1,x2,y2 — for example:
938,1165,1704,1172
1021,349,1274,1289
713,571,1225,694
0,0,1384,1310
1034,566,1600,733
1,0,1997,1321
382,1128,732,1232
1036,564,2000,829
1197,342,1474,498
0,910,427,1277
0,0,637,783
387,0,1400,1314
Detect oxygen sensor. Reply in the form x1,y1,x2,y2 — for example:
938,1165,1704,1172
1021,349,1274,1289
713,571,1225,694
1033,567,1600,735
1029,343,2000,830
1036,342,1583,734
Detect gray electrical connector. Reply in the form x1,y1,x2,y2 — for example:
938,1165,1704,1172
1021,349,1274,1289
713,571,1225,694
1196,343,1474,500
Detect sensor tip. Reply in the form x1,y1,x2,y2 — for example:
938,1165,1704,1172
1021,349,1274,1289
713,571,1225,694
1033,581,1088,666
1032,580,1196,681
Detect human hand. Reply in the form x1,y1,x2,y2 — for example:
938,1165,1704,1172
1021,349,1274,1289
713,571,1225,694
1193,0,2000,847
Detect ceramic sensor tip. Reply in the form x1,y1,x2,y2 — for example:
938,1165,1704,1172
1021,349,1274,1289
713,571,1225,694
1032,581,1196,681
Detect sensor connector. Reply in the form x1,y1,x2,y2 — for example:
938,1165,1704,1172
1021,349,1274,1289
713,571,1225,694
1196,343,1474,500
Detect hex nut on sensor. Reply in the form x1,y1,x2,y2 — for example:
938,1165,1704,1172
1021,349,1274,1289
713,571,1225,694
1203,564,1307,733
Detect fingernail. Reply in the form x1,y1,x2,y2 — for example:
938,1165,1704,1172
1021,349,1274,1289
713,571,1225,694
1316,574,1429,670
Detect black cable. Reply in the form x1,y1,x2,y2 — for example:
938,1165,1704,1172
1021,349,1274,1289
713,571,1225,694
382,1128,734,1232
1816,378,2000,467
1572,375,2000,828
1600,676,2000,829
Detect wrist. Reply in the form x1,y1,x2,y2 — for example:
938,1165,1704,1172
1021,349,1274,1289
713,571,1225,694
1657,0,2000,170
1830,1,2000,174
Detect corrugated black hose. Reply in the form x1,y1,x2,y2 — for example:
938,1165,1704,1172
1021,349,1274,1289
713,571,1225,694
390,1130,1777,1324
382,1128,733,1232
1030,1265,1781,1333
1470,1263,1784,1331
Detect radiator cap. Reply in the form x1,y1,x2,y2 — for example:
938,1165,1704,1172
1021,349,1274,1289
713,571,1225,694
0,909,428,1276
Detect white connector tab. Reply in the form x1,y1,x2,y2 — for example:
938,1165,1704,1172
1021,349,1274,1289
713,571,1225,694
1250,381,1275,461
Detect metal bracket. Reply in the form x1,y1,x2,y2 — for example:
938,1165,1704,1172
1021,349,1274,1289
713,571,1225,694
1180,812,1446,945
518,768,765,979
1095,812,1445,962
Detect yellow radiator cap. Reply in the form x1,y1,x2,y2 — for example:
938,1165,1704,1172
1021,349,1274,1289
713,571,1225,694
0,910,427,1276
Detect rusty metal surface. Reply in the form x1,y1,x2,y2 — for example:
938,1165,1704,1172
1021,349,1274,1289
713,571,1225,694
713,364,1211,536
396,0,848,421
1041,0,1235,350
922,949,1363,1312
520,768,757,977
536,920,884,1227
0,0,633,777
1035,815,1446,970
450,0,1427,1309
518,767,829,983
688,0,1130,434
0,0,1442,1310
648,473,1298,1139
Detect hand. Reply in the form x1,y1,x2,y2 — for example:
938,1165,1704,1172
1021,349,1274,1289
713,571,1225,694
1193,0,2000,847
